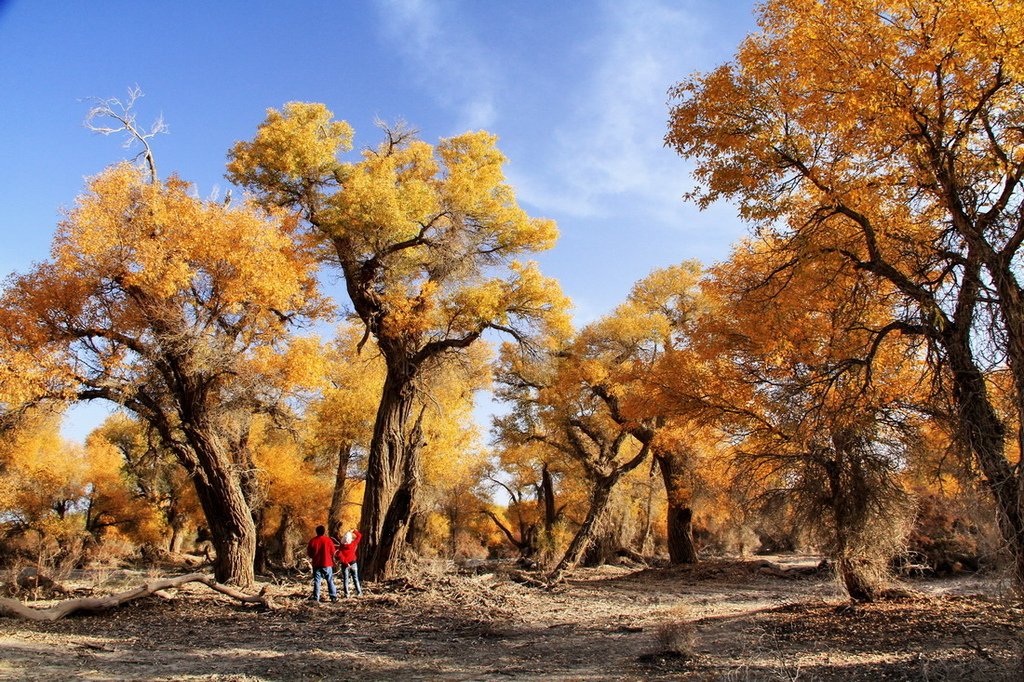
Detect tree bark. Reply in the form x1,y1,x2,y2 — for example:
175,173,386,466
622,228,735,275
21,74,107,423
549,476,615,582
327,444,353,540
168,526,185,554
275,508,295,566
945,336,1024,589
359,359,422,581
190,474,256,588
253,506,269,575
167,503,187,554
409,509,429,553
656,452,698,564
837,558,878,603
541,463,557,535
977,263,1024,590
181,429,257,588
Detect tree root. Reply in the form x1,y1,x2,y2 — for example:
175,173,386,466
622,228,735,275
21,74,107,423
0,572,275,621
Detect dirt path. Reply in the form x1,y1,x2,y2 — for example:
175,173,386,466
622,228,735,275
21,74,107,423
0,559,1020,680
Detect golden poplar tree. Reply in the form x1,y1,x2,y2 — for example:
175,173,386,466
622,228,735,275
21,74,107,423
304,324,385,540
699,238,921,600
228,103,569,579
578,261,714,564
0,164,327,586
495,335,652,581
88,413,200,553
667,0,1024,590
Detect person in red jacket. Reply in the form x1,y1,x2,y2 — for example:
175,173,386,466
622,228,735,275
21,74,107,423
335,529,364,597
306,525,338,602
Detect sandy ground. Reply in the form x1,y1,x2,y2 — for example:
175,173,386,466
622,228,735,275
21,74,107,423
0,556,1021,680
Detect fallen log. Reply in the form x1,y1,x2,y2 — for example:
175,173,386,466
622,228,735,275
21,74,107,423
0,572,275,621
508,570,551,589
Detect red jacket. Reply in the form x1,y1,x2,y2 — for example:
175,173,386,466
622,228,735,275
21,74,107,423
335,530,362,566
307,534,336,569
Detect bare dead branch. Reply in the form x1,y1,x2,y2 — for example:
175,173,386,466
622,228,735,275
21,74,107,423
0,573,274,621
83,85,167,184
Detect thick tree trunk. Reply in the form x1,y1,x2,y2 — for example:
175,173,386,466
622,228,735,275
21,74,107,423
541,463,557,535
656,453,698,564
549,476,615,581
276,508,295,566
191,478,256,587
582,526,618,567
985,269,1024,590
168,526,185,554
946,340,1024,589
359,360,422,581
376,442,422,576
166,504,187,554
522,524,538,558
328,444,352,540
405,509,427,553
837,558,878,602
181,429,257,588
191,473,256,588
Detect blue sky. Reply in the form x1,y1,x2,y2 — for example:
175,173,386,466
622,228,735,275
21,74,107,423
0,0,758,440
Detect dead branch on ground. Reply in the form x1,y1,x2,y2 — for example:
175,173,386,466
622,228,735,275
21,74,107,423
0,573,274,621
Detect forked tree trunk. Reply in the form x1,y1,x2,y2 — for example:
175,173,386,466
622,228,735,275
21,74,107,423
656,453,698,565
328,444,353,540
359,361,422,581
376,440,422,576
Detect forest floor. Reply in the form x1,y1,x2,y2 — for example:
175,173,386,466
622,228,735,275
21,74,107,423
0,555,1021,681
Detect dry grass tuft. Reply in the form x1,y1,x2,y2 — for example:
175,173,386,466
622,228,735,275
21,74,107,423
654,605,697,659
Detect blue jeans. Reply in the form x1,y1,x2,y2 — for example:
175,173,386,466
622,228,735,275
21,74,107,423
341,562,363,597
312,566,337,601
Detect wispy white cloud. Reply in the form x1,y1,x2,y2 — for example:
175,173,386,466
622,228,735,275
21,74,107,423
373,0,744,244
373,0,498,131
509,0,712,227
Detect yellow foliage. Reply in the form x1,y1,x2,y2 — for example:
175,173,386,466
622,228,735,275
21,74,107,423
1,161,329,430
229,103,568,354
305,323,385,456
0,409,154,545
227,102,354,200
54,164,325,326
254,432,331,519
0,410,86,526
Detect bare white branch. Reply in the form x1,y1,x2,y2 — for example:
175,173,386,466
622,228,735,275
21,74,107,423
83,85,168,183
